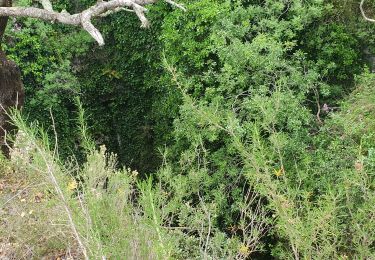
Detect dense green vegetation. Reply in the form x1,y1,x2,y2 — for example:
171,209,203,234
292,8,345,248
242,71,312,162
2,0,375,258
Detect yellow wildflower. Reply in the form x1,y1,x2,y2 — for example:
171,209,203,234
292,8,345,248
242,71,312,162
274,166,284,177
239,244,250,256
67,179,78,191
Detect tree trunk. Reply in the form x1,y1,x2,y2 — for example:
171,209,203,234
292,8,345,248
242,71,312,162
0,0,24,157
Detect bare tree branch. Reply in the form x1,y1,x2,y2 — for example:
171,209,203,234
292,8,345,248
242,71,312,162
0,0,186,46
165,0,186,11
38,0,53,11
360,0,375,22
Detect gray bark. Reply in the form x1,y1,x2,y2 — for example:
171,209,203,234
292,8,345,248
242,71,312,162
0,0,185,46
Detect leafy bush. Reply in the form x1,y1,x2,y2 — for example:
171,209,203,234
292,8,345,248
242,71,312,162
4,11,91,160
2,0,375,258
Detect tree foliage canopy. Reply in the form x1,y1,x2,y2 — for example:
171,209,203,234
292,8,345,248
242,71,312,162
2,0,375,258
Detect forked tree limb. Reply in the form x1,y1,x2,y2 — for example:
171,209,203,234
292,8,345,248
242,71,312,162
0,0,185,46
360,0,375,22
38,0,53,12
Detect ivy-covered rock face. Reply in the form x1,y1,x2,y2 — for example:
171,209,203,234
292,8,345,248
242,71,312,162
0,51,24,157
0,0,22,157
3,0,375,258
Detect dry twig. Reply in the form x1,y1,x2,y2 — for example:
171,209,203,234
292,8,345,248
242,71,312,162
360,0,375,22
